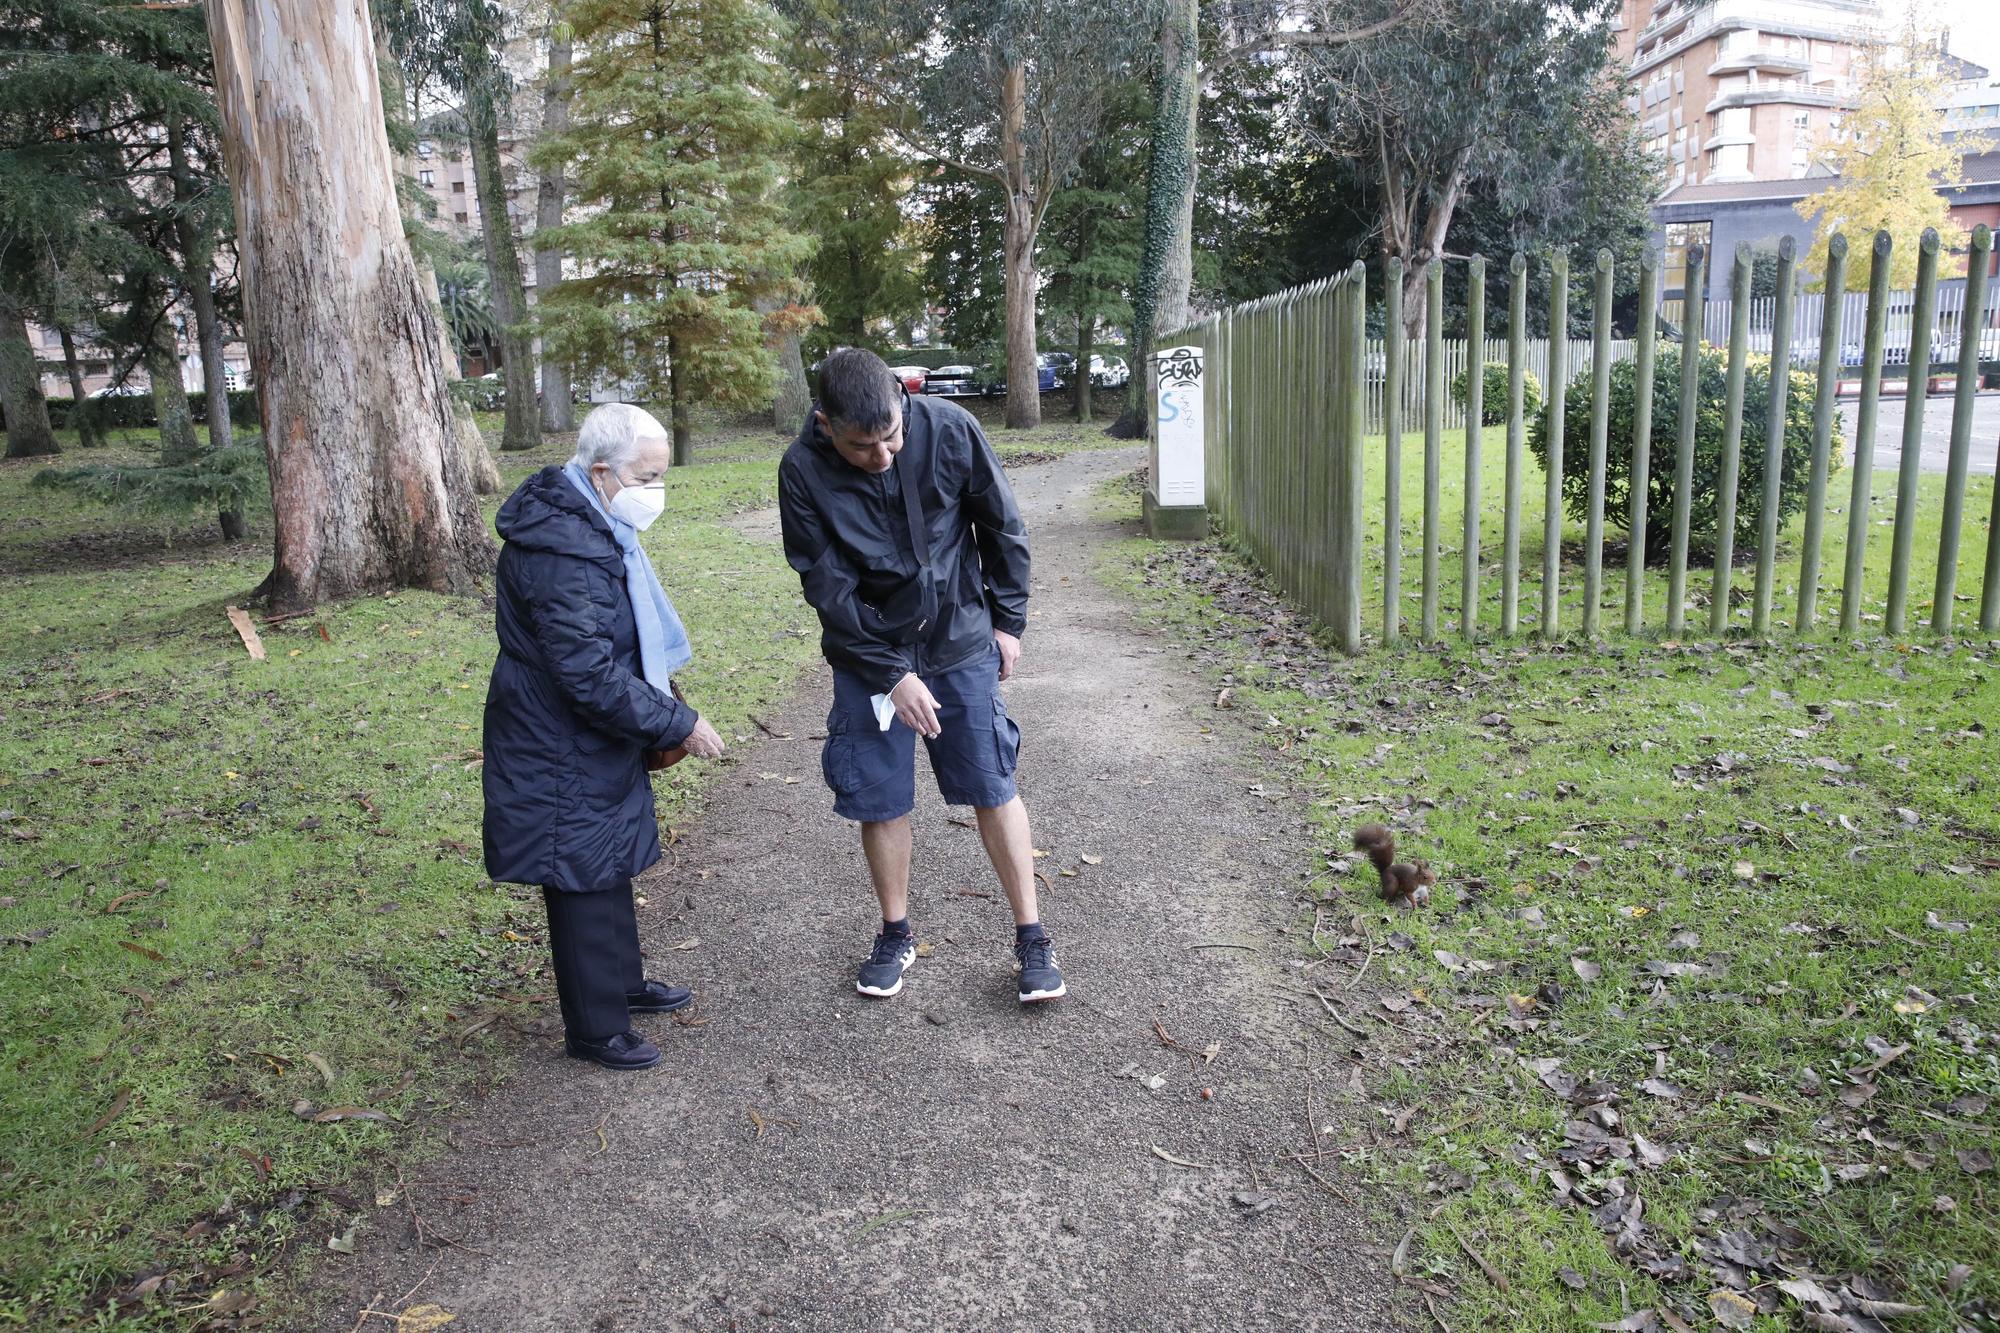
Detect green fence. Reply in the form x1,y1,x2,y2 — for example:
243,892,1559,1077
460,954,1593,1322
1169,227,1999,653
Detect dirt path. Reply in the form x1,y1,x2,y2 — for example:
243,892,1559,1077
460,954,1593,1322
309,447,1395,1332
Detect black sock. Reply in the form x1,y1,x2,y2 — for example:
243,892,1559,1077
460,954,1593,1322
882,916,912,938
1015,921,1046,944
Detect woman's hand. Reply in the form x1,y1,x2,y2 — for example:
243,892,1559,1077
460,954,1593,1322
683,717,726,759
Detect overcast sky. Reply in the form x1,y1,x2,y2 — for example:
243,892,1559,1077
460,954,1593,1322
1890,0,2000,74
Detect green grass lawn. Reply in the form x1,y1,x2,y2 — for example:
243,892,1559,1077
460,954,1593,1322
1312,424,1994,645
1100,458,1999,1331
0,401,1117,1330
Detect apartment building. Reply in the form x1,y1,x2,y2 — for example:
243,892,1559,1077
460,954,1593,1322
1614,0,1882,191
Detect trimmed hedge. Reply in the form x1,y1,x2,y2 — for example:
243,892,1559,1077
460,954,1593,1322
1450,361,1543,427
45,389,259,432
1528,342,1837,561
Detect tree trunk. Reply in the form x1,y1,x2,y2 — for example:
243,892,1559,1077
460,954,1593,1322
142,304,201,467
666,330,693,466
57,326,103,447
1394,152,1471,340
167,115,234,454
998,62,1041,432
534,27,575,433
1073,314,1093,423
419,256,503,494
760,294,810,431
204,0,496,613
467,79,539,453
0,296,58,457
1113,0,1198,439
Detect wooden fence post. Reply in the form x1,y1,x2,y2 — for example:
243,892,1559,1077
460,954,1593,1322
1667,243,1707,638
1383,260,1404,644
1542,251,1569,638
1885,228,1940,634
1422,258,1444,641
1936,225,1993,634
1583,249,1614,638
1709,244,1755,634
1463,256,1485,635
1503,253,1527,635
1339,265,1367,652
1751,235,1797,634
1625,250,1660,634
1840,232,1895,636
1796,233,1848,632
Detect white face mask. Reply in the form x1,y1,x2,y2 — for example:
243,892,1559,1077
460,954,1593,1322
608,480,666,531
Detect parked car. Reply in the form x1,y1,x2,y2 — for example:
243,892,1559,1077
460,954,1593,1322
1041,352,1076,388
1089,354,1130,388
887,365,930,394
922,364,984,397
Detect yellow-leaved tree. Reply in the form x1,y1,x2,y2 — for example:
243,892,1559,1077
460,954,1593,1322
1798,26,1986,290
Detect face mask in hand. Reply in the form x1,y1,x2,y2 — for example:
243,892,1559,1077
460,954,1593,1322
608,480,666,531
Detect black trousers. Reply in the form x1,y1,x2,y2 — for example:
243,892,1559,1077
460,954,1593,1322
542,881,644,1042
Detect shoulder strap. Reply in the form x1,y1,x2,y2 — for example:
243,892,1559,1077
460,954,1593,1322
898,454,931,568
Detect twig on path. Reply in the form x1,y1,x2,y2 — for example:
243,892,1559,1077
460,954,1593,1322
855,1208,927,1238
1147,1143,1217,1169
1444,1219,1509,1293
1189,941,1261,952
1423,1291,1453,1332
588,1111,610,1157
747,713,790,739
392,1256,442,1314
347,1291,385,1333
1310,987,1372,1039
1342,944,1376,993
1290,1154,1357,1204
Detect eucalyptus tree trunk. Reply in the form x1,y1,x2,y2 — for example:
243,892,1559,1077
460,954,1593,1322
58,327,103,447
998,61,1041,431
534,28,575,433
419,257,504,494
1113,0,1197,439
467,83,539,452
204,0,495,611
0,297,59,457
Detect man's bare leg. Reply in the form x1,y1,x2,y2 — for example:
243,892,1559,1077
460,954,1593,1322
974,796,1039,925
859,816,913,923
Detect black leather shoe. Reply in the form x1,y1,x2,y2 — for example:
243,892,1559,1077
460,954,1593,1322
627,980,694,1014
564,1030,661,1071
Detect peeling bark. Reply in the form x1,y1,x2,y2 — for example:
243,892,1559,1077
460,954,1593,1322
204,0,496,612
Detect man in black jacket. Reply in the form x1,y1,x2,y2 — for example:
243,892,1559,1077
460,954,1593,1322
779,349,1064,1004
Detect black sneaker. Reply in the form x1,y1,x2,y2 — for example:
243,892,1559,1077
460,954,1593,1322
856,931,917,997
627,980,694,1014
565,1030,662,1071
1014,933,1066,1003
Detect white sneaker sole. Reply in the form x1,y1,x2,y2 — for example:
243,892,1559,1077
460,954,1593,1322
1019,980,1067,1003
856,944,916,998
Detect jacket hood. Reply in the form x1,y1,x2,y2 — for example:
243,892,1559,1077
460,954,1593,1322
496,465,620,558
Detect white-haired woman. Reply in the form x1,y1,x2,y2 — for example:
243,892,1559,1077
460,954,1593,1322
482,404,726,1071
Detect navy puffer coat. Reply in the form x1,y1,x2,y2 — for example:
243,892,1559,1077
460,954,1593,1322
482,466,698,893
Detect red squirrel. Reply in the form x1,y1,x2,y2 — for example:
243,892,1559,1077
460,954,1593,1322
1354,824,1435,908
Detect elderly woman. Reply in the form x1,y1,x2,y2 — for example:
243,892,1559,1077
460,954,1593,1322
483,403,726,1071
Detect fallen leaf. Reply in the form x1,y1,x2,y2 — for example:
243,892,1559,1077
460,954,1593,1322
1955,1147,1993,1174
1230,1189,1278,1215
117,940,166,963
304,1052,335,1086
1147,1144,1216,1169
396,1305,456,1332
78,1086,132,1140
1707,1289,1758,1328
327,1218,358,1254
1731,860,1755,880
1637,1078,1684,1100
225,606,266,661
1570,957,1602,982
1080,853,1102,866
311,1106,392,1124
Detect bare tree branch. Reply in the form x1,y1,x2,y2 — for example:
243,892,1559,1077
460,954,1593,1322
1200,4,1418,93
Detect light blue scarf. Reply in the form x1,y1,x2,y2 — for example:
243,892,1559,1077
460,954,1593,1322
563,462,693,684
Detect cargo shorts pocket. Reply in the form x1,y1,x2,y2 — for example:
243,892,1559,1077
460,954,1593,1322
992,697,1021,778
821,709,861,796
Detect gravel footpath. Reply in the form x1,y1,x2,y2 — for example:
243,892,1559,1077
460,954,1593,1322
306,445,1396,1332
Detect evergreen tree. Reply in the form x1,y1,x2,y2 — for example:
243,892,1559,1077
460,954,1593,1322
1799,27,1982,291
534,0,810,466
786,1,922,359
914,165,1007,373
1039,83,1147,421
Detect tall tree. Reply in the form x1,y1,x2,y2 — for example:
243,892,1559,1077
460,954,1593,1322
1039,83,1147,422
534,0,810,466
164,112,235,453
849,0,1161,430
534,20,575,432
915,165,1007,369
0,294,57,457
204,0,495,610
785,3,923,357
1799,27,1976,290
1298,0,1619,336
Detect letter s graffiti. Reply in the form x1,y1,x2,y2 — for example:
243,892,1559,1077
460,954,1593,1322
1158,393,1181,424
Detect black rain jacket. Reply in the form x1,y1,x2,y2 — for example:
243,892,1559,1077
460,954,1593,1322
482,466,698,893
779,393,1030,693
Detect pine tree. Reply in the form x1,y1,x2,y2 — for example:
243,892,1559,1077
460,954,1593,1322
1799,29,1984,290
534,0,808,466
1039,83,1147,422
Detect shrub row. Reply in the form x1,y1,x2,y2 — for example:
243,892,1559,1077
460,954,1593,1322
45,388,260,431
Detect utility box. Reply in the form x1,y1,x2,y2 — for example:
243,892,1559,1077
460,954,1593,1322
1146,344,1208,540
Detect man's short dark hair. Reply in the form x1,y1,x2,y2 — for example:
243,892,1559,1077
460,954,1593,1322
818,348,901,434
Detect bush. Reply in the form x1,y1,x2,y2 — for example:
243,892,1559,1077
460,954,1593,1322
45,388,259,432
1450,362,1543,426
30,439,265,539
1528,342,1839,562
